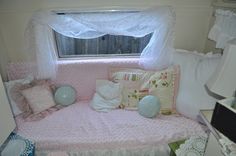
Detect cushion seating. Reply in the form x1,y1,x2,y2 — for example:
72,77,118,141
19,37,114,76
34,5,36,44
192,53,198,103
15,101,206,152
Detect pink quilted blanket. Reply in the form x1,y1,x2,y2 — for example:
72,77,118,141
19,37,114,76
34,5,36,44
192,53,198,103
15,101,206,152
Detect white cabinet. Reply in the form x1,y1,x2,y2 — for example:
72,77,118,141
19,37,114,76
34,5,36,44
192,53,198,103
205,133,224,156
0,75,15,146
199,110,226,156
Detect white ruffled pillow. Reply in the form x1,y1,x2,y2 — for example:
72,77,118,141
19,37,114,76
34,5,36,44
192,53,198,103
90,80,122,112
173,49,221,120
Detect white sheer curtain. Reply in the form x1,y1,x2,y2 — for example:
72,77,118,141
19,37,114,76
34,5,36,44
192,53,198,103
208,9,236,49
25,22,58,79
25,6,175,79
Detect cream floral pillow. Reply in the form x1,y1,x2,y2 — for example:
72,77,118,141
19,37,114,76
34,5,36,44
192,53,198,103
141,66,179,112
121,87,149,110
109,68,146,109
110,65,180,113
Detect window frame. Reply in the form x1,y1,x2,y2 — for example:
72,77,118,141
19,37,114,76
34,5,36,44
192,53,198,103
52,10,152,60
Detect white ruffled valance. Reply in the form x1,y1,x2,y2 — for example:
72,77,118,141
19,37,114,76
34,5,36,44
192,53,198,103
36,144,170,156
25,6,175,79
208,9,236,49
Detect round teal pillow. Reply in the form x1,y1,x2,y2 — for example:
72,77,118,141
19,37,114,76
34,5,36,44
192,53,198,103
54,85,77,106
138,95,160,118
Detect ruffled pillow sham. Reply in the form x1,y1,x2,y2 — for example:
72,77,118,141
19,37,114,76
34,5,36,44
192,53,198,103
4,76,34,116
109,65,180,113
10,79,63,121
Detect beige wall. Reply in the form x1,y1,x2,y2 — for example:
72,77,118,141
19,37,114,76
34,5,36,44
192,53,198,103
0,30,10,80
0,0,215,79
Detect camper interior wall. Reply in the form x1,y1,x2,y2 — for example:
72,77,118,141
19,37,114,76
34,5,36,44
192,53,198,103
0,31,9,81
0,74,16,146
0,0,215,80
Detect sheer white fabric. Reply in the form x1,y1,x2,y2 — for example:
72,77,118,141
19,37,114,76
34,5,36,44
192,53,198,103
208,9,236,49
25,22,58,79
25,6,175,79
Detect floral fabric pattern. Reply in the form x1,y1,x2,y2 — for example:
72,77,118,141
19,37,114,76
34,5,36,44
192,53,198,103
121,88,149,109
110,66,180,112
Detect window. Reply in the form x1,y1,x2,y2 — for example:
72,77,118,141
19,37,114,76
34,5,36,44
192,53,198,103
54,31,152,58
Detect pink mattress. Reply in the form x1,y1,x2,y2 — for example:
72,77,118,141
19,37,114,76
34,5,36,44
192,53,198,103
15,101,206,152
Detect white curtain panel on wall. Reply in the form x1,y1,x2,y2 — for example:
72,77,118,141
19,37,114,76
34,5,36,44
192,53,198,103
25,6,175,79
208,9,236,49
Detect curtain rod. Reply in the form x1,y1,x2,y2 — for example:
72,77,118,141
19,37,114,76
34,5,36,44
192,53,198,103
53,9,141,15
55,10,140,15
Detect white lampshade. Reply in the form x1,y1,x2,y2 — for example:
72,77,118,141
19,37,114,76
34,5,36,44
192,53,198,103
206,39,236,98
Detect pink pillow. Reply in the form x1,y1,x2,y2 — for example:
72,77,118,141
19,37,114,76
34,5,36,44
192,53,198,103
10,79,62,121
21,84,56,114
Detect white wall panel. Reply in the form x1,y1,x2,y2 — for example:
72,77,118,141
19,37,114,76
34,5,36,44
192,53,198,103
0,75,15,145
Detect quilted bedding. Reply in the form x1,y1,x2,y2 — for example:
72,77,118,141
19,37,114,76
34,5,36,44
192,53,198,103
15,101,206,155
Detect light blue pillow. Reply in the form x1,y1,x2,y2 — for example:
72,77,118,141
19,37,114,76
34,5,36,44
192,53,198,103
138,95,160,118
54,85,76,106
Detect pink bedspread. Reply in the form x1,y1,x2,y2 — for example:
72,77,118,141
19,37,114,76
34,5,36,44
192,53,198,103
15,101,206,152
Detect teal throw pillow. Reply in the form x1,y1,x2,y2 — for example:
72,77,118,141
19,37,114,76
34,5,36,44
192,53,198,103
54,85,76,106
138,95,160,118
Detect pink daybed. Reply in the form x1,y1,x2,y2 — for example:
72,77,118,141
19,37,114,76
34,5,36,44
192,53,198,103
6,50,214,156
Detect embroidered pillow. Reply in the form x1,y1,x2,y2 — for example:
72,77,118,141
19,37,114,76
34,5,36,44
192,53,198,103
109,65,180,113
120,81,148,110
21,84,56,114
141,65,180,113
109,68,147,109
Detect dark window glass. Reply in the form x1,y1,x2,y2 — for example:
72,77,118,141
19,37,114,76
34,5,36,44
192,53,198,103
54,31,152,58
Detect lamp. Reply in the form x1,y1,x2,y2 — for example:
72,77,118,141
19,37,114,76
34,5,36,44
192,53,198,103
206,39,236,99
206,39,236,143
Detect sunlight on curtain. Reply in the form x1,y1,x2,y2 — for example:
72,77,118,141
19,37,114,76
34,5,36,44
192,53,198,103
25,6,175,79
